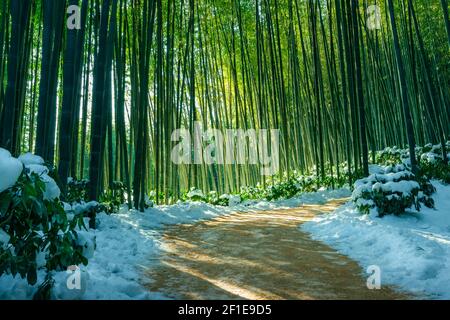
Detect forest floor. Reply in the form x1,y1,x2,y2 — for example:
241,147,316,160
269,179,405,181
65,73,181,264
144,199,408,300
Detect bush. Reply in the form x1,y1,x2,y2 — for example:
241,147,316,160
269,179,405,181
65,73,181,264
182,187,207,202
352,164,435,217
66,178,89,203
0,170,90,299
100,181,127,213
175,169,352,206
375,146,405,166
206,191,229,206
264,178,301,201
147,190,166,204
239,185,263,201
418,143,450,184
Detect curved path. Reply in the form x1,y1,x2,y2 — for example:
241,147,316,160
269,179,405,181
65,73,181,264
145,199,407,300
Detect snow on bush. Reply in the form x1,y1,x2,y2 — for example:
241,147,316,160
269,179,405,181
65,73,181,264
375,146,408,166
0,149,91,299
185,187,206,202
18,152,45,166
376,142,450,167
26,164,61,200
352,164,435,216
0,150,61,200
0,148,23,193
417,142,450,184
419,142,450,164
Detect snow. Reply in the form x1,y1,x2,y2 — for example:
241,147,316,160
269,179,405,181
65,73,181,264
75,231,96,260
229,195,242,206
239,188,351,211
18,153,45,166
373,180,419,195
0,148,23,193
0,203,165,300
0,229,10,248
25,164,61,200
219,193,242,206
186,188,205,199
302,181,450,299
3,145,448,300
0,150,60,199
352,164,423,215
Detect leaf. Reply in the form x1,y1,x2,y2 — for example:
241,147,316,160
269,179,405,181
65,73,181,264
27,266,38,285
0,193,13,215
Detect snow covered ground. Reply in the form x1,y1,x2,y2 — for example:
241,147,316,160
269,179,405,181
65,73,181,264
302,181,450,299
0,183,350,300
2,144,449,300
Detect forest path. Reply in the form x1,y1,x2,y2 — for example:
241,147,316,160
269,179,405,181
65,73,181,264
144,199,408,300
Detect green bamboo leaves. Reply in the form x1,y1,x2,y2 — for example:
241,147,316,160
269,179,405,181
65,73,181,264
0,0,448,208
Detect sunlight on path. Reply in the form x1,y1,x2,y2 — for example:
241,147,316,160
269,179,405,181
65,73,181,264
143,199,408,300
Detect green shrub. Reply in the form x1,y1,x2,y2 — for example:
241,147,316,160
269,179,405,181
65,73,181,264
182,187,207,202
264,179,301,201
419,154,450,185
375,147,404,166
66,178,89,203
206,191,230,206
239,185,264,201
147,190,166,204
100,181,127,213
0,171,90,299
352,164,435,217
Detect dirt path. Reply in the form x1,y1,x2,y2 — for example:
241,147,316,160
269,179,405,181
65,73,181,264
144,199,407,300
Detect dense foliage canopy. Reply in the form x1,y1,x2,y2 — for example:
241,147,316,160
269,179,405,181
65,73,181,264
0,0,448,209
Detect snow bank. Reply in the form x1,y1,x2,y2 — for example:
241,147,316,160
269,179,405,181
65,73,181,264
0,148,23,193
0,205,167,300
302,181,450,299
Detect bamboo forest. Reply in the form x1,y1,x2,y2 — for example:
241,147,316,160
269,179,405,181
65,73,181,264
0,0,450,302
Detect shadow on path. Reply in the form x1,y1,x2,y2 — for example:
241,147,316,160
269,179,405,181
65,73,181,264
144,199,409,300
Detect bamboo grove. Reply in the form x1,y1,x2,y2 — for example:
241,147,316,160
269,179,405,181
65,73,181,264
0,0,449,209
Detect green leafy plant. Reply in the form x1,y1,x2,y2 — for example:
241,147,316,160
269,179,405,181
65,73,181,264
100,181,127,214
353,165,435,217
0,170,89,299
419,158,450,185
375,147,404,166
182,187,207,202
66,178,90,204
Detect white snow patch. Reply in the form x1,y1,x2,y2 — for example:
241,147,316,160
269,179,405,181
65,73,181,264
302,181,450,299
0,148,23,193
18,153,45,166
186,188,205,199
